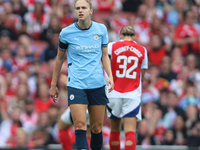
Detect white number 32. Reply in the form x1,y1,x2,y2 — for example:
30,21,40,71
116,56,138,79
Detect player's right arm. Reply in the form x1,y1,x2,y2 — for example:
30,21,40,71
50,49,66,103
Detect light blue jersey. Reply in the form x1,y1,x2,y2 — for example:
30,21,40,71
58,21,108,89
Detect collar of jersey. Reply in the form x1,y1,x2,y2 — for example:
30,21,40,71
75,21,93,30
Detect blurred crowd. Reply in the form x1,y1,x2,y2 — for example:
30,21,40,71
0,0,200,149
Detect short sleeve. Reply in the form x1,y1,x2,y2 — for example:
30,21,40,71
107,42,114,56
101,24,109,47
141,47,148,69
58,29,68,51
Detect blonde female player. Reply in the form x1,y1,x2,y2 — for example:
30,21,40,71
50,0,114,149
106,26,148,150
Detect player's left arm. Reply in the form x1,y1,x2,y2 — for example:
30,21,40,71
102,47,114,92
141,69,147,82
141,47,148,82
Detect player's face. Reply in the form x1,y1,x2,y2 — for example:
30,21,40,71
75,0,93,21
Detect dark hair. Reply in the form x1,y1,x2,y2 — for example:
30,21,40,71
183,10,192,20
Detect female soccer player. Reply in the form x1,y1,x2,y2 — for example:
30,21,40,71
106,26,148,150
50,0,114,150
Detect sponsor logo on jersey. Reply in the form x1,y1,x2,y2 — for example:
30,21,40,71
76,44,100,50
70,94,74,100
74,37,79,41
94,34,99,40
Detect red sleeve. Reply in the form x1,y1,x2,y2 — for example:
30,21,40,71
174,25,182,39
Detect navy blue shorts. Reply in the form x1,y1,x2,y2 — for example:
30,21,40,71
67,86,109,105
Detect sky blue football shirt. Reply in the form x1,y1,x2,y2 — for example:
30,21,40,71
58,21,108,89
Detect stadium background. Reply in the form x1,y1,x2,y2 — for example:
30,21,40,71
0,0,200,149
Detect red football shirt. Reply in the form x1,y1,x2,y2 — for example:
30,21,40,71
108,40,148,93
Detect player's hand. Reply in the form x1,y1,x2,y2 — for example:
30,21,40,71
106,76,114,93
50,85,59,103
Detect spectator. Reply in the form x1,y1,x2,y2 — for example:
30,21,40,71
142,72,160,102
2,72,15,103
170,66,190,97
185,104,199,135
171,47,184,74
109,9,129,34
171,115,187,145
162,129,176,145
12,0,28,18
101,19,118,42
186,120,200,147
60,3,76,28
2,0,22,39
40,31,59,62
22,0,51,14
21,100,39,133
0,106,23,147
0,75,6,98
149,103,167,144
17,34,36,61
34,82,54,113
178,85,199,111
92,0,122,12
0,48,13,76
12,44,31,74
134,4,152,47
0,11,7,31
41,14,61,42
190,3,200,33
137,119,156,145
150,16,165,38
159,56,177,83
161,91,186,130
144,0,164,19
28,126,57,148
43,59,55,87
165,0,187,26
162,23,176,52
24,1,50,40
11,128,29,148
0,30,12,51
148,34,166,66
37,112,51,129
0,98,6,125
28,61,42,97
6,82,29,113
55,90,68,115
47,105,60,142
185,54,200,82
48,0,63,17
174,10,200,56
17,21,29,37
33,112,58,145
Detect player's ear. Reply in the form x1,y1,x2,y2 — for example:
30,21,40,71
120,34,124,40
90,9,93,15
132,35,136,41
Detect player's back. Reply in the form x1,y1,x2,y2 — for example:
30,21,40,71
110,40,147,93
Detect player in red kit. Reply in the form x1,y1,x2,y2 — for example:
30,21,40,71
106,26,148,150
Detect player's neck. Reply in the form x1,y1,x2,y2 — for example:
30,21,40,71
77,20,92,29
123,37,133,41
